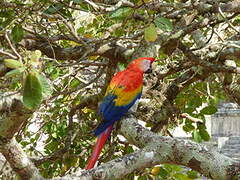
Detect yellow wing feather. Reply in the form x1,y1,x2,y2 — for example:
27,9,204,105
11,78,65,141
106,83,142,106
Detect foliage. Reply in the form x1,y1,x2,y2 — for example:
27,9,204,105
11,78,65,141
0,0,239,179
150,164,199,180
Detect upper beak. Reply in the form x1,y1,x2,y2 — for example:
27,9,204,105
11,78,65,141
145,65,152,73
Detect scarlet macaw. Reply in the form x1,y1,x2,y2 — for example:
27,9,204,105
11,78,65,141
85,57,155,169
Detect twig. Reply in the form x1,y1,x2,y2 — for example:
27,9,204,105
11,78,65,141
46,38,56,60
78,61,107,66
58,66,106,96
0,49,17,59
105,0,134,12
4,32,22,63
59,14,88,46
191,26,215,51
83,0,134,12
178,41,240,74
57,60,107,67
180,113,203,123
218,6,239,33
83,0,101,11
157,61,193,79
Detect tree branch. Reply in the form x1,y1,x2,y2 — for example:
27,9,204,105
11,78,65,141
0,93,32,139
0,138,43,180
22,36,128,64
52,117,240,180
178,41,240,74
0,93,43,179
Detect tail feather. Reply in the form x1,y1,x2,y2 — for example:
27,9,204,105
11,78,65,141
94,120,115,136
85,125,113,170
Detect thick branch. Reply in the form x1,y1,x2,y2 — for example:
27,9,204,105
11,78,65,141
22,37,128,63
120,117,240,180
0,93,32,139
146,0,240,14
0,138,43,180
53,117,240,180
178,41,240,74
0,93,43,179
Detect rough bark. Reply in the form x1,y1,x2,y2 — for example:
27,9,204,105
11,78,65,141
0,138,43,180
22,37,128,64
52,117,240,180
0,0,240,179
0,93,32,139
0,93,43,180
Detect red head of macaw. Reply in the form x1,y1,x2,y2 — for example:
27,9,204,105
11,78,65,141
85,57,155,170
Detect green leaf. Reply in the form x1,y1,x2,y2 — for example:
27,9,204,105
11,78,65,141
197,123,206,130
184,107,195,114
21,141,30,147
200,105,217,115
77,27,85,34
144,23,157,42
189,95,202,108
23,72,43,109
118,63,127,71
36,73,53,98
163,164,173,172
110,7,133,20
199,128,210,141
137,176,148,180
5,67,25,77
4,59,23,69
183,123,195,132
125,146,134,154
174,173,191,180
192,130,202,143
11,24,24,43
158,167,168,178
35,133,41,141
154,17,173,32
187,170,199,179
169,164,183,172
0,10,15,18
52,132,58,138
70,79,81,88
45,140,59,152
1,16,15,29
163,164,183,172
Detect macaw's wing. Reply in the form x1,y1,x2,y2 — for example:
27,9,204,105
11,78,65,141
94,71,143,136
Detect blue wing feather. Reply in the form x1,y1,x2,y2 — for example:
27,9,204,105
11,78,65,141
94,92,141,136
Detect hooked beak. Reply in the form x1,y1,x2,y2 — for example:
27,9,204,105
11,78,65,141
145,65,152,73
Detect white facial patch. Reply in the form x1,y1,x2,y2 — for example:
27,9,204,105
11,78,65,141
141,60,151,72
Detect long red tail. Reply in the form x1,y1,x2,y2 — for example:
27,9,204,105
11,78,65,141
85,125,113,170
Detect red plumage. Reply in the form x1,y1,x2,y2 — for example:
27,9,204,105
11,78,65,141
85,57,155,170
85,126,113,170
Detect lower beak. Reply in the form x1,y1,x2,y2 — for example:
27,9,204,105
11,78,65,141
145,68,152,73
